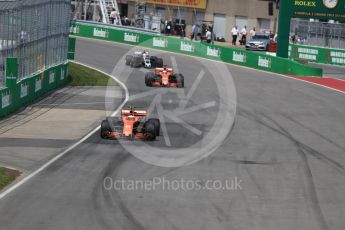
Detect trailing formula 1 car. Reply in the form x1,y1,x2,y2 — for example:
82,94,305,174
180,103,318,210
125,51,164,68
100,106,160,141
145,66,184,88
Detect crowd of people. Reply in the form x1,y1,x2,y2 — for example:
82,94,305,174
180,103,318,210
231,26,256,45
290,34,307,45
190,23,214,43
106,11,282,47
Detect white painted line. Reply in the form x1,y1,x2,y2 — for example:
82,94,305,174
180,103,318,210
0,61,129,200
283,76,345,95
75,36,345,96
170,56,179,73
39,102,114,106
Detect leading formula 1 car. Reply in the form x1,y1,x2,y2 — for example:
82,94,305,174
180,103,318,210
125,51,163,68
100,107,160,141
145,66,184,88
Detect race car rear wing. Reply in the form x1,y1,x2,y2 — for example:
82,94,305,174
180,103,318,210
155,67,173,74
121,108,147,117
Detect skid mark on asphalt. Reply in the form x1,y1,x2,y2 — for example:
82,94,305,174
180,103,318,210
102,153,148,230
238,108,331,230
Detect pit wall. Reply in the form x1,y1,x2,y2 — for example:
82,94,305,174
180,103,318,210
70,21,323,77
289,44,345,66
0,61,69,118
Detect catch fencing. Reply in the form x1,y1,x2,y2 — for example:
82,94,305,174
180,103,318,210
0,0,71,117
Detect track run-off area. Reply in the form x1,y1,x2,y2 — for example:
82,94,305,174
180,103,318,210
0,37,344,230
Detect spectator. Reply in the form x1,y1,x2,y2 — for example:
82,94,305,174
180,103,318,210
231,26,238,45
240,26,247,45
180,26,185,39
206,29,212,43
249,27,256,39
291,34,296,43
110,8,118,24
191,24,198,40
122,16,130,26
273,33,278,42
165,20,172,35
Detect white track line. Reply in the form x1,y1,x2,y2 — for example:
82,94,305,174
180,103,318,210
74,36,345,96
285,76,345,95
0,61,129,200
170,56,179,73
39,102,114,106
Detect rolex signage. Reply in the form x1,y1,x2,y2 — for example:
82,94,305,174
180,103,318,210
277,0,345,58
292,0,345,20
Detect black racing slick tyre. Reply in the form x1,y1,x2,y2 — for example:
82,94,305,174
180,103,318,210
148,118,160,136
125,55,133,65
100,120,111,139
145,72,155,86
176,74,184,88
156,58,163,68
149,56,158,68
144,121,156,141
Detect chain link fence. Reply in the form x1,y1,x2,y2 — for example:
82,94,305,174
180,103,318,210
0,0,71,88
291,19,345,49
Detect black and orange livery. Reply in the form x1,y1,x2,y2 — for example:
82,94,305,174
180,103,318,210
100,107,160,141
145,66,184,88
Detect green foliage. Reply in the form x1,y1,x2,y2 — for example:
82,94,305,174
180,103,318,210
68,62,117,86
0,167,20,191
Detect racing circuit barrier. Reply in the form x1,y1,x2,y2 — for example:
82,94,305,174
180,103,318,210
289,44,345,67
0,60,69,118
0,37,75,118
70,21,323,77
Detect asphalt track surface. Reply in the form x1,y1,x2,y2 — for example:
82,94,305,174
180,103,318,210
309,63,345,80
0,37,345,230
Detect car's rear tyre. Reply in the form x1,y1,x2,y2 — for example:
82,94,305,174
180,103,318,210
175,74,184,88
154,75,162,84
150,56,157,67
144,121,156,141
148,118,160,136
131,57,143,68
145,72,155,86
125,55,133,65
156,58,163,67
100,120,111,139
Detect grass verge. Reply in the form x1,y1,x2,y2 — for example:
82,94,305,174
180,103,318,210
68,62,117,86
0,167,21,191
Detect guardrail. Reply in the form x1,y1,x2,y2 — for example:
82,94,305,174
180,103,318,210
70,21,323,78
289,43,345,67
0,61,69,118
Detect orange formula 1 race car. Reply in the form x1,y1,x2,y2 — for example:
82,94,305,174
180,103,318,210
145,66,184,88
100,107,160,141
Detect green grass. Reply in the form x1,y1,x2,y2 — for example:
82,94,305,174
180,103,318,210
68,62,117,86
0,167,20,191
